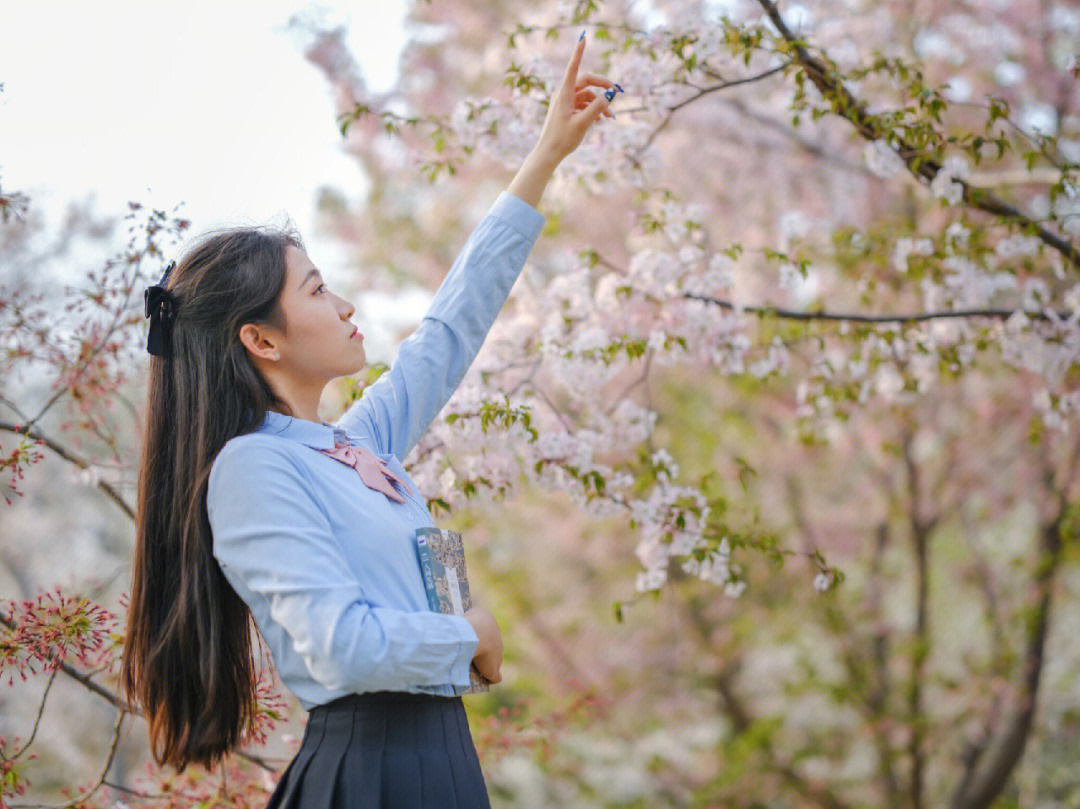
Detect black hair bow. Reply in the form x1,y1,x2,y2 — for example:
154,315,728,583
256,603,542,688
144,261,177,357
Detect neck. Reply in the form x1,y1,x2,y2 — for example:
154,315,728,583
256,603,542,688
268,380,325,423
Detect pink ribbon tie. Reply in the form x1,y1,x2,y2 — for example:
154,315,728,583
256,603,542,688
318,441,414,504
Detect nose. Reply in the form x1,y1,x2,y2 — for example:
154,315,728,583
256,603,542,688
337,296,355,320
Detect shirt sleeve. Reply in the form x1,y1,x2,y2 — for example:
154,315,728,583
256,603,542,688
206,438,480,692
335,190,545,458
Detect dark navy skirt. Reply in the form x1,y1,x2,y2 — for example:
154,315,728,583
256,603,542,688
265,691,492,809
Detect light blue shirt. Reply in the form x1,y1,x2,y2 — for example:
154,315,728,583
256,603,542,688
205,191,545,710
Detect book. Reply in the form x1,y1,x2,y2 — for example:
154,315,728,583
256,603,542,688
414,527,491,694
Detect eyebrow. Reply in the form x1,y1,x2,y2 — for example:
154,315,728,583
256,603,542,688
298,268,321,291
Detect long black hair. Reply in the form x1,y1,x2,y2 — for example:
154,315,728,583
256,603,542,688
121,224,304,772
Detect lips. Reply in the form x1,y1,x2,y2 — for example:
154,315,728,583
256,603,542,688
349,325,360,339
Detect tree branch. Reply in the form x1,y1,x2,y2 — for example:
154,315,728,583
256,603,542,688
867,523,902,806
631,64,792,160
684,293,1066,325
950,504,1066,809
954,509,1010,801
0,420,134,519
903,433,936,809
752,0,1080,269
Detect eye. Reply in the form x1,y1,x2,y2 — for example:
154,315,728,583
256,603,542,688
314,282,326,294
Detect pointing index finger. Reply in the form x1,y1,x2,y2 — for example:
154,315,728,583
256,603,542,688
562,33,586,94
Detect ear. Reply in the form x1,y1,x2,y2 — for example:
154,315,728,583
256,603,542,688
239,322,279,360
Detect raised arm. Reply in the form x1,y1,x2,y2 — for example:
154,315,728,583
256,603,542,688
335,35,615,457
335,193,541,458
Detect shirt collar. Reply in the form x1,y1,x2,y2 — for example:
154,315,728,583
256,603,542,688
255,409,343,450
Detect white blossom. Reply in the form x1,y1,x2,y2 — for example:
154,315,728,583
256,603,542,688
945,222,970,249
438,466,456,494
863,140,905,179
995,234,1041,259
874,364,906,401
943,75,972,102
993,60,1026,86
707,253,735,288
570,325,611,354
636,566,668,592
1020,102,1058,137
650,448,678,480
930,156,970,205
913,27,954,61
779,210,810,243
893,236,935,272
723,580,747,598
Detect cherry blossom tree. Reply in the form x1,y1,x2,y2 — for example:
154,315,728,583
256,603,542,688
2,1,1079,806
298,0,1080,804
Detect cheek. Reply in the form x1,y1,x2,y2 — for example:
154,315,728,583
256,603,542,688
287,304,330,347
289,302,339,354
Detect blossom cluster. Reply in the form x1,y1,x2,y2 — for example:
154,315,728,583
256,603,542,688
399,167,1080,593
0,432,46,505
0,587,118,686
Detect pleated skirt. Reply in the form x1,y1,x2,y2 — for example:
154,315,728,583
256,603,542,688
265,690,492,809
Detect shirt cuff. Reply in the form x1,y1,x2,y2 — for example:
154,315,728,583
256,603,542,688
447,614,480,688
490,191,546,243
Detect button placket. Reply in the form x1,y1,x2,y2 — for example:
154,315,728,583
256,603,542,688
400,477,429,524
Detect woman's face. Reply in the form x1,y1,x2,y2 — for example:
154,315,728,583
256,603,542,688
246,245,366,382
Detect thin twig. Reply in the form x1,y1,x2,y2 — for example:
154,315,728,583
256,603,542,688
0,420,134,519
11,711,125,809
9,669,58,759
21,261,141,435
633,64,792,159
722,98,870,175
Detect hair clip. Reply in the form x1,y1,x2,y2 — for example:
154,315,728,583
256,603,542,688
144,261,177,357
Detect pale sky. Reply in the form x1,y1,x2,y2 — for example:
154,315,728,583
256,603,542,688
1,0,428,359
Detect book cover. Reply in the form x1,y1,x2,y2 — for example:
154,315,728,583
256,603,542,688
414,528,490,693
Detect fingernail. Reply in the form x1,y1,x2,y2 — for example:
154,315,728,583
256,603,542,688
604,87,617,102
615,83,624,93
579,30,586,41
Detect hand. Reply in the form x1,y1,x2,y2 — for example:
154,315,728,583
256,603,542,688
507,35,620,207
532,35,617,165
464,605,504,684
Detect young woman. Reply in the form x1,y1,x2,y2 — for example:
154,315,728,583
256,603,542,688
119,35,615,809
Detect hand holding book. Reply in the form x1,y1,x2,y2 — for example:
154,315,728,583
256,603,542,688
414,527,499,692
464,605,503,684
